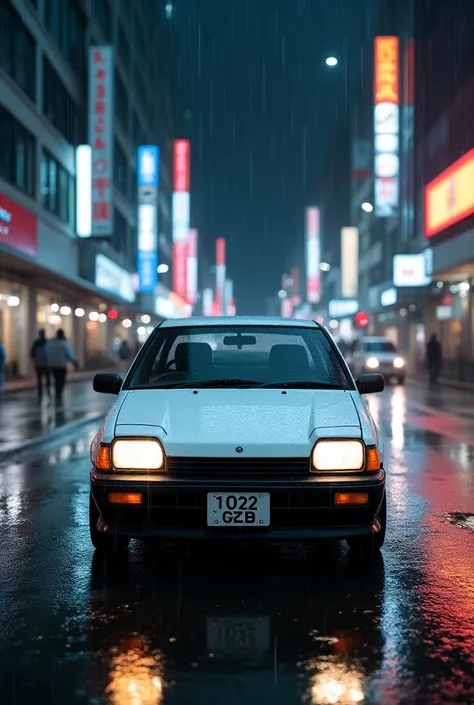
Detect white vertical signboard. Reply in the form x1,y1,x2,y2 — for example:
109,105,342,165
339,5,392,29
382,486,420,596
89,46,114,236
340,227,359,298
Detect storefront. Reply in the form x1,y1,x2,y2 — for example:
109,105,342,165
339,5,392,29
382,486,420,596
0,193,38,378
0,188,168,380
424,149,474,378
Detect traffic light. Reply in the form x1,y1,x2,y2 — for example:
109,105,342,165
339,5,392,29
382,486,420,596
354,311,369,328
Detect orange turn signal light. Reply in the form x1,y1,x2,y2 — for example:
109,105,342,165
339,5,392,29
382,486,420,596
108,492,143,505
335,492,369,506
365,447,380,472
96,444,111,471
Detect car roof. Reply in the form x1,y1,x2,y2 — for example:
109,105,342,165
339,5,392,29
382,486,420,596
160,316,320,329
361,336,393,342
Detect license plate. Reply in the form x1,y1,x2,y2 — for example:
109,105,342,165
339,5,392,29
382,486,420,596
207,492,270,526
206,616,270,656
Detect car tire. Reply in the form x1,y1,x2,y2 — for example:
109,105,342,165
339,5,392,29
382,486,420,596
346,492,386,557
398,377,405,385
89,492,130,554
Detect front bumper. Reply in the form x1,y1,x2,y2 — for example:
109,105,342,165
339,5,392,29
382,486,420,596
90,469,386,541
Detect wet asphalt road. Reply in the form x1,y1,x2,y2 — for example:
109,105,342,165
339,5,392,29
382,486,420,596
0,382,474,704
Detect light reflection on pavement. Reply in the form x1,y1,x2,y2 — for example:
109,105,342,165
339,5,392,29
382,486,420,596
0,381,473,704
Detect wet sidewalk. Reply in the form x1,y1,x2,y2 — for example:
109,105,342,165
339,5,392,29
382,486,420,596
0,375,114,456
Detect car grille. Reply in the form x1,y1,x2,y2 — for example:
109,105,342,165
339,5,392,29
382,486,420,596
166,456,311,476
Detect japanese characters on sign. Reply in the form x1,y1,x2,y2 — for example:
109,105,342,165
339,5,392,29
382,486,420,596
89,46,114,236
374,36,399,218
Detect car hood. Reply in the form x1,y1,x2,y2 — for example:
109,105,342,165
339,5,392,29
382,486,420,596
114,388,362,457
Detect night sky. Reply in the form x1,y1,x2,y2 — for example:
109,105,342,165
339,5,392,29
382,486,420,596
172,0,379,313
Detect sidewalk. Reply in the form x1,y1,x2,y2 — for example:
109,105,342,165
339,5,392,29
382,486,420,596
3,367,119,395
409,373,474,393
0,374,115,458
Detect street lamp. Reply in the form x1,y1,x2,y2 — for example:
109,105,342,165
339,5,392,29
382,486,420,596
325,57,338,67
320,262,331,272
278,289,287,299
361,202,373,213
157,263,169,273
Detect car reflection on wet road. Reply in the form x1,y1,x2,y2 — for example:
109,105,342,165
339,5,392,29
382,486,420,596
0,382,473,704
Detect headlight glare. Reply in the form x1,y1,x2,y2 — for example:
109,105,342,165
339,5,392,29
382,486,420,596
366,357,379,369
394,357,404,368
112,439,164,470
312,440,364,471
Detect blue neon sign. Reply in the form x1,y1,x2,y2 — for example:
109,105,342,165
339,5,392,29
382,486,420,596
137,146,160,187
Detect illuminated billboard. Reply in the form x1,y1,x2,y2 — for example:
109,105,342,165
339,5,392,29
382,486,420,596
424,148,474,238
393,254,430,287
76,145,92,237
172,140,190,299
137,146,159,293
215,238,226,315
186,228,198,305
306,207,320,304
374,36,399,217
340,227,359,298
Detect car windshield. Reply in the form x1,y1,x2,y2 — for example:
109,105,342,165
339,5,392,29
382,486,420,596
126,325,353,390
365,341,397,353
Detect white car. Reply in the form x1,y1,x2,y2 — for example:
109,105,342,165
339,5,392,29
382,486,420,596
350,336,406,385
90,317,386,556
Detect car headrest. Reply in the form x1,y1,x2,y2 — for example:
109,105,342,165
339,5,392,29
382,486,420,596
268,344,309,380
175,342,213,374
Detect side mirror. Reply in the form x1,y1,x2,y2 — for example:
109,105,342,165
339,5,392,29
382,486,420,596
356,373,384,394
93,373,123,395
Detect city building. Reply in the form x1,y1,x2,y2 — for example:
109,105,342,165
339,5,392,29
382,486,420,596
415,0,474,380
345,0,420,358
0,0,175,380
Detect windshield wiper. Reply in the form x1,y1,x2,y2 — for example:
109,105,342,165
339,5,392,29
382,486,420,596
158,378,265,389
261,381,344,389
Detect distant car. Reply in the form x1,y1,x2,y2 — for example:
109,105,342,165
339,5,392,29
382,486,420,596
350,336,406,384
89,317,386,558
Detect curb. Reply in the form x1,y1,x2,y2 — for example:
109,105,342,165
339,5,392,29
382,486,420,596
438,377,474,393
0,412,104,461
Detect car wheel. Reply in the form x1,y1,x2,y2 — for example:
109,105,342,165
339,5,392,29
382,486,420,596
346,493,386,557
89,493,130,554
398,377,405,385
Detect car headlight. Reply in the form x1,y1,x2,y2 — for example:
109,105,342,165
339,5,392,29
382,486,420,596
312,440,364,471
112,439,165,470
393,357,404,368
366,357,379,369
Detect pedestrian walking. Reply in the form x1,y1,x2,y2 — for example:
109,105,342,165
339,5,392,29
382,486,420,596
30,329,51,399
117,339,132,376
45,329,79,405
426,333,443,384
